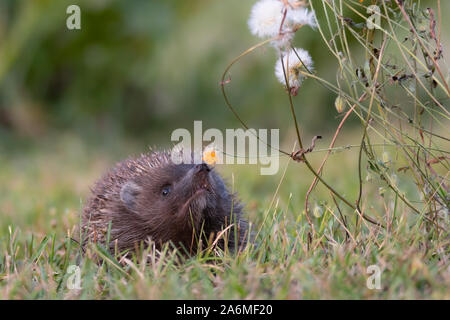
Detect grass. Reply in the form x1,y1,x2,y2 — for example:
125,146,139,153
0,132,448,299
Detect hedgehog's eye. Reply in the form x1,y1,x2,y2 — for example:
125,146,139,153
161,185,171,196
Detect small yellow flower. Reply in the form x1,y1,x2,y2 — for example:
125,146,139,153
202,147,218,165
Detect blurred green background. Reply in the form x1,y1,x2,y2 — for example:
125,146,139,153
0,0,326,143
1,0,448,143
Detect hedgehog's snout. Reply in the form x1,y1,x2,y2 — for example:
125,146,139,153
195,163,210,174
193,163,211,191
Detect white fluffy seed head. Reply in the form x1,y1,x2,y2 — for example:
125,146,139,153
287,7,317,28
248,1,318,51
270,32,294,51
248,0,285,38
274,47,313,94
247,1,317,94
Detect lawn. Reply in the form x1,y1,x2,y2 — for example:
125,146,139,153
0,132,448,299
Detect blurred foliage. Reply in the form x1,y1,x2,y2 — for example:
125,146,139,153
0,0,448,143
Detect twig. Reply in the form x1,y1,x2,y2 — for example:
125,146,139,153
291,135,322,162
394,0,450,96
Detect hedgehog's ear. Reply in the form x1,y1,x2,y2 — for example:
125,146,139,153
120,181,142,212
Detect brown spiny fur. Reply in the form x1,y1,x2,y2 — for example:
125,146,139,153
81,150,249,255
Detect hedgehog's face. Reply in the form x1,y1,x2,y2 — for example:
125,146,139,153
119,163,226,241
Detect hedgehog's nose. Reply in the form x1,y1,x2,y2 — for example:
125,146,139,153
195,163,210,174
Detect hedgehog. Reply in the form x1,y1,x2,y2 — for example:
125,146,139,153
80,150,249,255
